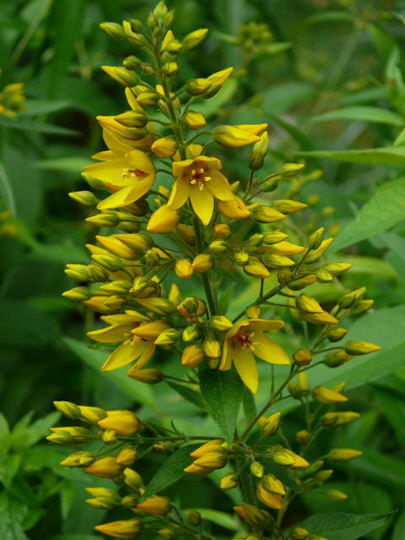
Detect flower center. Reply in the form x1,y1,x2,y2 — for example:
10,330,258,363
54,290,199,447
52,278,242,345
189,168,211,191
235,331,255,349
122,168,148,179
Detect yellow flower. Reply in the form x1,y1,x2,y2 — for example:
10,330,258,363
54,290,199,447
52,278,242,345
84,145,155,210
147,205,179,233
136,495,171,515
98,410,141,435
84,457,123,478
167,151,234,225
87,312,169,371
219,319,289,393
212,124,267,148
218,196,250,219
95,519,142,538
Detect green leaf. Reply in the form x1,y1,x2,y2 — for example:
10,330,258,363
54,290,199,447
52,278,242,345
0,492,29,540
0,163,16,215
48,536,100,540
166,381,206,410
337,256,397,280
394,127,405,146
20,99,72,116
300,512,393,540
350,449,405,492
0,116,77,136
393,511,405,540
260,82,315,115
186,508,238,530
35,157,92,174
62,337,156,409
310,106,403,126
145,444,199,496
373,384,405,445
299,147,405,166
199,367,244,444
332,177,405,251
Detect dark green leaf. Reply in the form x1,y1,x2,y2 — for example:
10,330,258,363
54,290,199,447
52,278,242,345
393,511,405,540
300,512,393,540
145,444,199,496
166,381,206,410
199,367,244,444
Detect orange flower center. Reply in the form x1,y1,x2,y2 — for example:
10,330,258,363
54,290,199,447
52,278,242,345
189,168,211,190
122,168,148,179
235,331,254,349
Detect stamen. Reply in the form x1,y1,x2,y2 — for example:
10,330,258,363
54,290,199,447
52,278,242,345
122,168,148,179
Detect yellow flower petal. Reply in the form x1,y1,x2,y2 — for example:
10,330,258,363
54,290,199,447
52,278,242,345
128,343,155,371
207,170,234,201
87,324,131,343
190,187,214,225
248,319,284,332
101,342,138,371
232,347,258,393
219,341,233,370
131,321,169,339
254,334,290,365
167,179,190,208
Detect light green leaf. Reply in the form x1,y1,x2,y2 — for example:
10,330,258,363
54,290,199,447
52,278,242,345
186,508,239,530
35,157,91,173
0,116,77,136
261,82,315,115
199,367,244,444
62,337,156,409
394,127,405,146
299,147,405,166
332,177,405,251
300,512,393,540
145,444,199,496
0,163,16,216
20,99,72,116
310,106,403,126
337,255,397,280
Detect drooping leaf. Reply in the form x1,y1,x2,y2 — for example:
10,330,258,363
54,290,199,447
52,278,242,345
145,444,199,496
62,337,156,409
199,367,244,444
332,177,405,251
299,512,393,540
299,147,405,166
310,106,403,126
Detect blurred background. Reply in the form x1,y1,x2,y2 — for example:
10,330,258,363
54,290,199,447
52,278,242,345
0,0,404,538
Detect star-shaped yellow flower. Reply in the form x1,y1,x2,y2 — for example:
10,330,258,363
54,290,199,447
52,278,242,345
219,318,290,393
167,151,234,225
87,311,168,372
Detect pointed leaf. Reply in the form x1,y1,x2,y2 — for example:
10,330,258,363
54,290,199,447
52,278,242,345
300,512,393,540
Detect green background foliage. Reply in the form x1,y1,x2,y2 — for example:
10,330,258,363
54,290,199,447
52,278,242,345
0,0,404,538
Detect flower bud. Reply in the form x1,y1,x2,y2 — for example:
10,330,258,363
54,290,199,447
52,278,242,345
117,447,137,466
182,28,208,51
102,66,139,86
258,412,280,436
214,223,231,239
184,111,206,129
296,430,310,445
84,457,123,478
186,510,201,525
69,190,99,206
312,385,347,404
98,410,141,435
279,163,304,176
128,368,163,384
261,474,285,496
212,125,261,148
100,22,124,39
249,131,269,170
53,400,81,419
324,262,352,275
290,528,309,540
256,482,282,509
115,110,148,128
192,253,213,272
95,519,142,539
316,269,333,283
244,258,270,278
155,328,178,346
185,78,212,95
137,495,171,515
151,136,177,157
203,337,221,358
250,461,264,478
327,488,348,501
327,327,348,342
60,451,95,467
220,473,238,491
344,341,381,355
210,315,233,331
293,349,312,366
79,405,106,423
253,206,285,223
182,325,200,342
181,345,204,368
208,239,227,253
175,258,194,279
305,238,334,264
124,467,144,489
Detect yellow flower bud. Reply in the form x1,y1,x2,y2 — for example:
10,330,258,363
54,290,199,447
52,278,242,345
303,310,338,325
95,519,142,538
305,237,334,264
185,78,212,95
117,233,153,252
147,206,180,233
101,66,139,86
218,196,250,219
293,349,312,366
53,400,81,419
249,131,269,170
192,253,213,273
246,305,261,318
205,67,234,97
151,136,177,157
79,405,106,423
279,163,305,176
163,62,179,76
137,91,159,107
100,22,124,39
182,28,208,51
158,528,175,539
181,345,204,368
175,258,194,279
212,125,261,148
137,495,171,515
296,430,310,444
98,410,141,435
273,199,307,214
261,474,285,496
124,467,143,489
208,239,227,253
220,473,238,490
345,341,381,355
233,503,271,528
324,262,352,275
84,457,123,478
327,489,348,501
328,448,363,461
258,412,281,436
262,253,295,268
68,190,99,206
184,111,206,129
190,439,225,458
214,223,231,239
290,527,309,540
128,368,163,384
210,315,233,331
244,258,271,278
192,451,227,470
60,451,94,467
203,337,221,358
250,461,264,478
256,482,282,509
327,327,348,342
312,385,348,404
117,447,137,466
253,205,285,223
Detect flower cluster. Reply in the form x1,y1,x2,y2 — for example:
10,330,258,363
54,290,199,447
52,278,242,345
0,79,25,117
53,3,381,538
